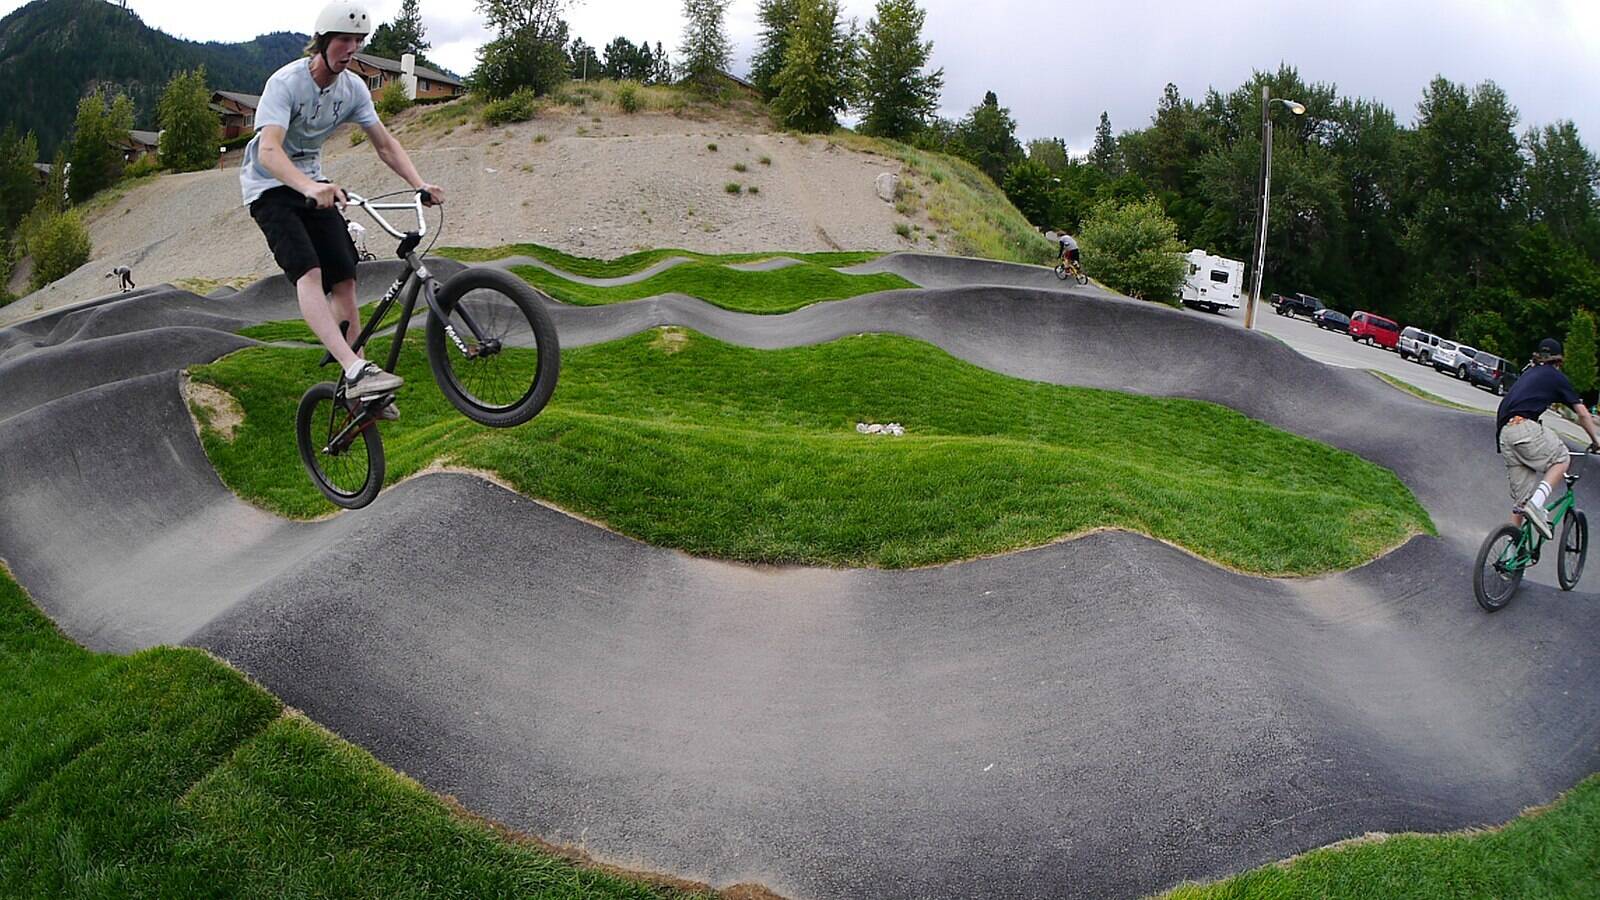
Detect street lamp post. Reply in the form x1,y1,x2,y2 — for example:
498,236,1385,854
1243,87,1305,330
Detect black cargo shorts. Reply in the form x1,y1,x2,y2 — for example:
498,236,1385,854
249,185,359,294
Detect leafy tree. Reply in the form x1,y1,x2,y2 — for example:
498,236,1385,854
679,0,732,85
1026,138,1068,174
1402,77,1523,333
1078,198,1186,302
67,87,133,204
157,67,220,173
750,0,799,100
471,0,571,98
1566,309,1598,400
855,0,943,141
770,0,854,133
0,127,41,236
1524,121,1598,249
955,91,1023,186
1001,159,1063,228
375,80,413,118
1089,112,1119,174
367,0,433,67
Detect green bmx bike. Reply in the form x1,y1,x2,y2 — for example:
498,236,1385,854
1473,451,1592,612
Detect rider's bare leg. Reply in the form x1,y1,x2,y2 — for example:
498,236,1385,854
296,269,361,371
1509,460,1569,526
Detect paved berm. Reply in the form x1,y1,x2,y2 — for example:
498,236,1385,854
1,255,1596,899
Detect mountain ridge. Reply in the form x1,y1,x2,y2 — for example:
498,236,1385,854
0,0,307,155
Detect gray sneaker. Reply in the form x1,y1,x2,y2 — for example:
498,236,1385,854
346,362,403,398
1525,501,1554,541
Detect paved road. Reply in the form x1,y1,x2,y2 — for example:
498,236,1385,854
2,255,1597,899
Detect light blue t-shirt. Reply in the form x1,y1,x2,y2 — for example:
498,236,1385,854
239,58,380,205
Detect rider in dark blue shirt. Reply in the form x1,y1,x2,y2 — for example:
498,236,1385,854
1495,338,1600,538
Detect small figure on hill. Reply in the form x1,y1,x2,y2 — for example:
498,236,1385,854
238,0,444,422
106,266,135,291
1495,337,1600,539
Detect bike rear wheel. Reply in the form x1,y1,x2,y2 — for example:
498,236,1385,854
427,267,560,428
296,382,385,509
1558,509,1588,591
1474,524,1526,612
1074,269,1089,285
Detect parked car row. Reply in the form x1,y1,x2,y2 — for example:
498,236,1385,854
1273,295,1519,396
1398,326,1518,394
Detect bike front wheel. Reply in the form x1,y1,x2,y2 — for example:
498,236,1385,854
1474,524,1526,612
427,267,561,428
1053,262,1068,281
1558,510,1588,591
296,382,385,510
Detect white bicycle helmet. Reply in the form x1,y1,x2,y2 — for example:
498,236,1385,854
314,0,373,38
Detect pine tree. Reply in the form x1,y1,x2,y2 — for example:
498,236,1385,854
770,0,853,133
158,67,221,173
679,0,732,85
369,0,437,69
1090,111,1119,174
0,127,40,236
855,0,942,140
955,91,1023,186
651,42,673,85
750,0,799,100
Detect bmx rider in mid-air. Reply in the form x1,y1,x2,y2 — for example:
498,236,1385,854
238,0,444,420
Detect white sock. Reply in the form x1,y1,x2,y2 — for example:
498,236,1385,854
344,359,369,380
1529,482,1551,510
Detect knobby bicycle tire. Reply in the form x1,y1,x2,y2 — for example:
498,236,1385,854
1474,524,1526,612
426,267,560,428
1558,509,1588,591
296,382,385,510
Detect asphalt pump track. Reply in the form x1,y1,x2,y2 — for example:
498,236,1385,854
1,253,1597,899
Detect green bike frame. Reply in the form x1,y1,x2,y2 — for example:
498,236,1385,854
1496,487,1577,574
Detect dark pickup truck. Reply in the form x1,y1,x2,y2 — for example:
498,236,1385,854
1271,292,1324,319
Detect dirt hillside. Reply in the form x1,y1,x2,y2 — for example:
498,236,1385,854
2,95,932,324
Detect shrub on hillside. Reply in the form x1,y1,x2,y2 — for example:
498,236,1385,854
376,80,412,118
122,155,164,179
616,81,640,113
24,209,91,291
481,89,538,125
1078,198,1185,302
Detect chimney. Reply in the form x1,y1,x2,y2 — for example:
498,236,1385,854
401,53,418,100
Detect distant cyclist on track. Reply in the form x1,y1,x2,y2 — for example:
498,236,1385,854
1056,231,1080,271
1495,337,1600,539
239,0,444,419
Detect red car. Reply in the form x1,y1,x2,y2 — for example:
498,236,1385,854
1349,310,1400,350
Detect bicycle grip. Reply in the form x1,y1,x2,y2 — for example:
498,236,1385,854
418,188,434,206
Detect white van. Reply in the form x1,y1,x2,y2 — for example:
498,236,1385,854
1179,250,1245,313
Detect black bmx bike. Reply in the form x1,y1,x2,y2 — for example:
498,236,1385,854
1473,451,1591,612
295,188,560,510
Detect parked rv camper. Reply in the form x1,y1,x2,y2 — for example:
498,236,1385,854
1178,250,1245,313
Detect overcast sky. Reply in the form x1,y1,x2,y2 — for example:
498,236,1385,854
7,0,1598,151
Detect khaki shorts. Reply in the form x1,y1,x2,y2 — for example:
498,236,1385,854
1500,419,1568,505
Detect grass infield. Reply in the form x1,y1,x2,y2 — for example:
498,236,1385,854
193,328,1432,574
0,567,705,899
434,242,883,277
504,259,914,313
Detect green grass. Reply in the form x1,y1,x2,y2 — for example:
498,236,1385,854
0,566,706,899
435,242,883,276
506,259,913,313
192,329,1432,574
829,131,1056,265
1162,775,1600,898
1370,371,1490,414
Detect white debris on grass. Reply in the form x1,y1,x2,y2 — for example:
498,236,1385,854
856,422,906,436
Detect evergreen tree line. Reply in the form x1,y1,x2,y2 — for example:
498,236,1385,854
1004,67,1600,365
